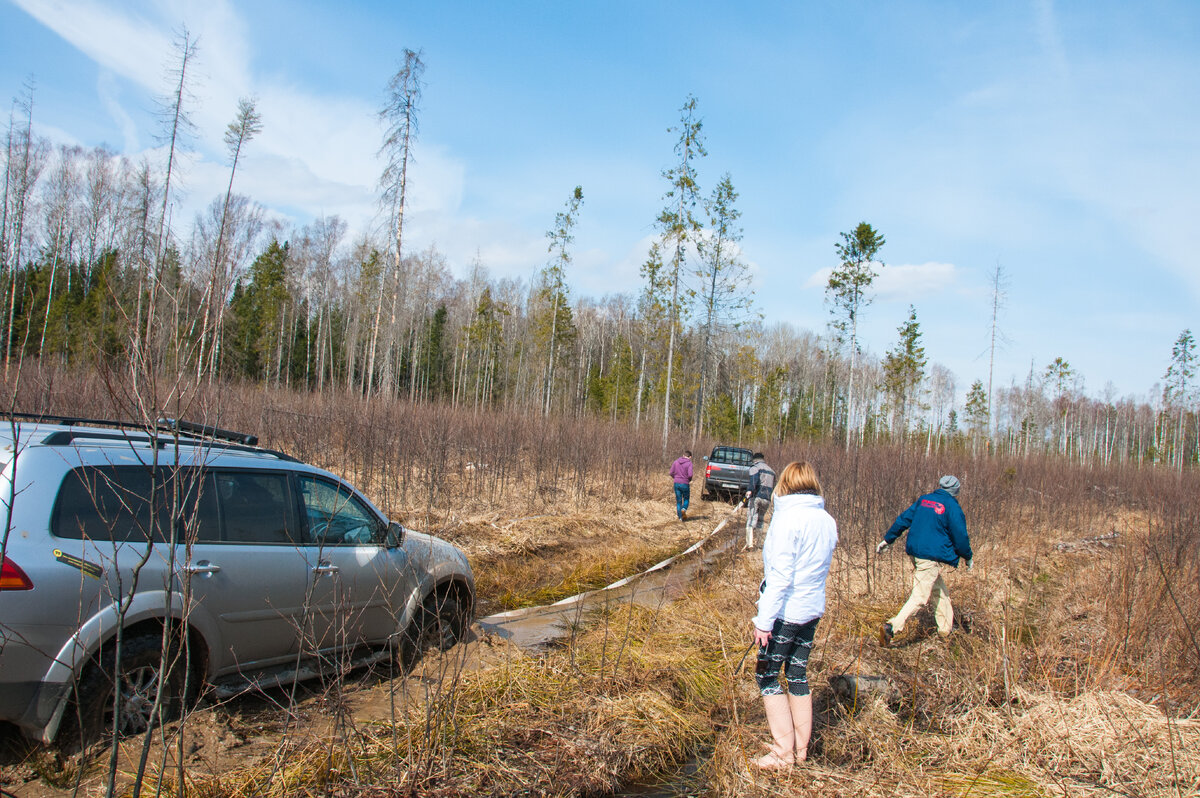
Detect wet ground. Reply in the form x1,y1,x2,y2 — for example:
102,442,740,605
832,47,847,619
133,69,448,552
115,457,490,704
478,503,744,648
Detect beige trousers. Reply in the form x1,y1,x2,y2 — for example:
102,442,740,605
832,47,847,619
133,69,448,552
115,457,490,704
889,556,953,636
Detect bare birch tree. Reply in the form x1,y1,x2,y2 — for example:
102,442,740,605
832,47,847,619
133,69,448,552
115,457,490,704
2,82,48,372
371,48,424,398
987,261,1008,440
36,145,80,359
144,29,197,362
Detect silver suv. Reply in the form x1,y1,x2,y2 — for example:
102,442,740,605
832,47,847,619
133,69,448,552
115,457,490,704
0,415,474,746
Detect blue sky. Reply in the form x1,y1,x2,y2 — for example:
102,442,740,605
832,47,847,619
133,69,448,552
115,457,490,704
2,0,1198,401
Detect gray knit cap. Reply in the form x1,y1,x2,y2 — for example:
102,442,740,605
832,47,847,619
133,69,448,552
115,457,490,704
939,475,961,496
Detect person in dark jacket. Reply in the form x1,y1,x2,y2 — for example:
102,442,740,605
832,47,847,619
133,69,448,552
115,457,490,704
744,452,776,549
669,450,694,521
876,475,973,646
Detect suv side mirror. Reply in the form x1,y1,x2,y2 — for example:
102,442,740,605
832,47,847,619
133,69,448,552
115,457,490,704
386,521,406,548
702,456,709,462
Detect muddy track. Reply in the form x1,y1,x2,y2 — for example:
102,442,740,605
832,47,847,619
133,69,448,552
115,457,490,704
477,501,745,648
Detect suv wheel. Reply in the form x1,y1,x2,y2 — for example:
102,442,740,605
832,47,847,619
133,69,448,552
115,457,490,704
399,592,467,668
64,632,192,749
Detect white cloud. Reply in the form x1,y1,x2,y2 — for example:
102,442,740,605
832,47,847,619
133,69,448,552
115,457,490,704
13,0,174,91
802,262,959,303
96,70,139,152
875,262,959,301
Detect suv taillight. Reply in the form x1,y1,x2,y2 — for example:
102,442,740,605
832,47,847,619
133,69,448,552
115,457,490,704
706,464,713,478
0,557,32,591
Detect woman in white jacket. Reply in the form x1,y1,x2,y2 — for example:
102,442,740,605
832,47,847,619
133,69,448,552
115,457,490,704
750,461,838,769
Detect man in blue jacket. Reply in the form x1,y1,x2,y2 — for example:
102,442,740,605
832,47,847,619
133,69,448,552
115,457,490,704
876,475,973,646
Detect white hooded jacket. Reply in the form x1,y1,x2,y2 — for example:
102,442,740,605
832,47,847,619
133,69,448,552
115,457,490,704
752,492,838,631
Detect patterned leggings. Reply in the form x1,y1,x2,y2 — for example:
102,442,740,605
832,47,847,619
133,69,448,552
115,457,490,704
755,617,819,696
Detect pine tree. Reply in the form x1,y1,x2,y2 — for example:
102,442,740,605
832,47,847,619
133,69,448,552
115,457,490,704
1163,329,1196,406
636,241,669,429
1162,328,1196,469
826,221,885,447
1044,357,1076,455
535,185,583,414
656,95,706,448
881,305,926,436
464,287,507,409
964,379,989,454
693,172,753,443
226,239,289,381
197,97,263,380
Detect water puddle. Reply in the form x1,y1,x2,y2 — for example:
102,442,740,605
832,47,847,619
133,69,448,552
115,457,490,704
613,753,707,797
477,503,745,649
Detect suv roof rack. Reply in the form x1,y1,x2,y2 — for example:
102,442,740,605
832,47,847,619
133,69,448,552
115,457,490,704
0,412,294,461
157,418,257,446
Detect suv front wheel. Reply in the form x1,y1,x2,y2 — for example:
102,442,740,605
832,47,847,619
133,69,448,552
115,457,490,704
399,592,468,669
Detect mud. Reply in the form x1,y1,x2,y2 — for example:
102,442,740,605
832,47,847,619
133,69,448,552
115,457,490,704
478,502,744,648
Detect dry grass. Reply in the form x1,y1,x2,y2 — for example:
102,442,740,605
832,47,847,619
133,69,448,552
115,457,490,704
5,368,1199,797
463,500,709,612
16,491,1199,798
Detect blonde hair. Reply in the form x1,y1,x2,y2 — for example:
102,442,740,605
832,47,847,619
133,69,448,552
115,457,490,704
775,461,822,497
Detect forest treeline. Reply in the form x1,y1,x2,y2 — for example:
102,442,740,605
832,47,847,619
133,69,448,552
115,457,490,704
2,47,1196,468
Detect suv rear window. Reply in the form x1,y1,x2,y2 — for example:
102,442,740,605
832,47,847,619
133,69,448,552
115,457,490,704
52,466,301,545
52,466,220,543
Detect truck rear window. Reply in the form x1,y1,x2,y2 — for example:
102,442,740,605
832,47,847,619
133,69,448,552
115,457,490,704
712,448,752,465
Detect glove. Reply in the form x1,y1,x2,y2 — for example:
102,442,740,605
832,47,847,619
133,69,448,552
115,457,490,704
875,540,890,554
966,558,974,572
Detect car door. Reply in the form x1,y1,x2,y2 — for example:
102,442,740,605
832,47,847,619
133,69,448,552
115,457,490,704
294,473,413,650
180,469,315,674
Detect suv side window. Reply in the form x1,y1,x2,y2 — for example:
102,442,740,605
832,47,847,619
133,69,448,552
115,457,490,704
52,466,219,543
214,471,300,545
297,475,383,545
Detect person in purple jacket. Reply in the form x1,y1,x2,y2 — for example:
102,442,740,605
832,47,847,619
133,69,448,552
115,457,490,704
668,450,694,521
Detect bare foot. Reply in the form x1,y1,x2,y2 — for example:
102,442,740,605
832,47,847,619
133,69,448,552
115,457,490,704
795,745,808,763
755,747,794,771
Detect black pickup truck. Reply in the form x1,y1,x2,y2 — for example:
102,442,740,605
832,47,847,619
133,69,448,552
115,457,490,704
702,445,754,500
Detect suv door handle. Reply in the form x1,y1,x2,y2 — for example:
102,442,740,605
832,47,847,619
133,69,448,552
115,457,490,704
312,562,339,576
184,561,221,576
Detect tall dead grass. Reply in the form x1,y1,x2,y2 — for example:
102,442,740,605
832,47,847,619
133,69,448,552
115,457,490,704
6,365,1199,796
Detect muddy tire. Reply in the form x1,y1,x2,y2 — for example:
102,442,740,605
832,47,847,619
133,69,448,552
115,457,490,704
62,632,192,750
399,592,468,669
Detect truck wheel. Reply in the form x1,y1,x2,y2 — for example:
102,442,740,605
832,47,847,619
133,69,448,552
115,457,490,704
63,632,192,750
